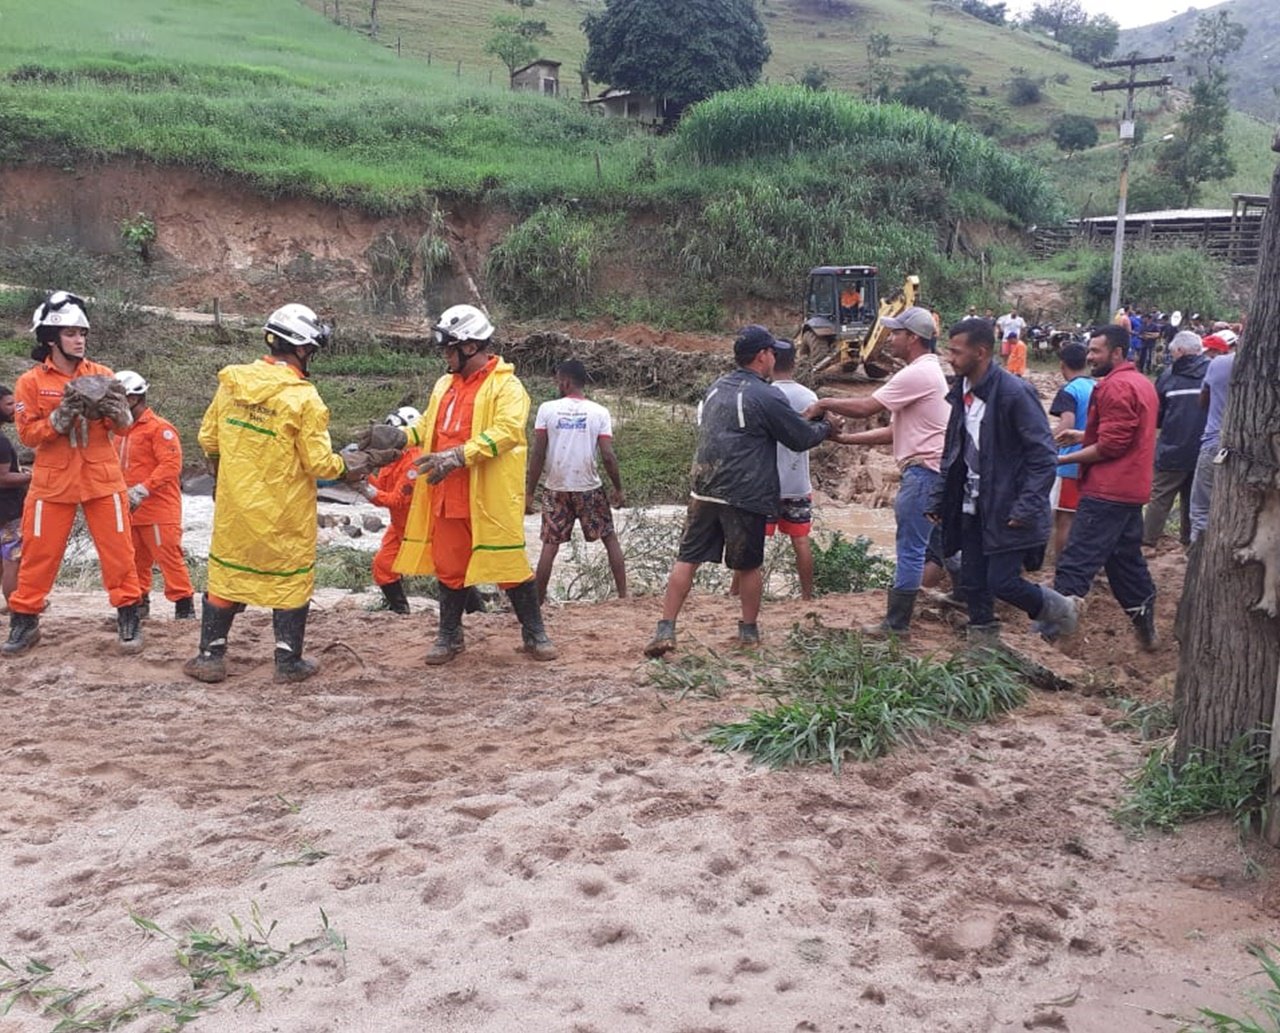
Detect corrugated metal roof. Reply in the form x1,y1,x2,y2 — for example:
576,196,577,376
1076,208,1237,224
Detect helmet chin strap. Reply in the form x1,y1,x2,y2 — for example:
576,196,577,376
53,340,84,367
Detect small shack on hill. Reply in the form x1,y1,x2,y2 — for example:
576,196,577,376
583,88,675,128
511,60,560,96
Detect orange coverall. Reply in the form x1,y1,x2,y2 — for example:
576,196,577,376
430,356,521,590
10,358,140,613
367,445,421,586
116,406,195,602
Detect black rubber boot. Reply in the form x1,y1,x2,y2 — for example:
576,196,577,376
425,586,468,665
183,596,237,683
380,580,411,615
117,604,144,655
865,589,917,638
644,619,677,659
1,612,41,658
506,579,557,661
174,596,195,620
1128,594,1159,653
137,594,151,621
737,620,761,646
965,621,1003,649
272,604,318,683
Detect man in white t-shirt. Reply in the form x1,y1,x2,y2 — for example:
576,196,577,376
996,309,1025,346
806,306,950,636
526,360,626,602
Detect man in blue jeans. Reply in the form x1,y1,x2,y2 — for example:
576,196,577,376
809,306,949,636
927,318,1078,645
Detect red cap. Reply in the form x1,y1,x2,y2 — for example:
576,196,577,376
1202,334,1229,354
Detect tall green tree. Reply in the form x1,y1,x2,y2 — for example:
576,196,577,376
582,0,770,109
485,14,552,86
1026,0,1084,40
1060,14,1118,64
1153,10,1247,205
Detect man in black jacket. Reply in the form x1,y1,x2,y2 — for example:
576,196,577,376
1142,330,1209,548
644,327,831,657
927,318,1077,644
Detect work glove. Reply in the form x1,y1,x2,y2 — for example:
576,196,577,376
63,375,117,418
342,450,375,480
416,446,465,485
48,399,81,436
360,481,379,500
354,424,408,452
127,484,150,510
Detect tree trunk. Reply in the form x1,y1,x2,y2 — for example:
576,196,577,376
1173,147,1280,784
369,0,379,37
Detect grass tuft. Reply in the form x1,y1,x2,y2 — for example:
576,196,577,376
1113,733,1269,835
1186,942,1280,1033
706,623,1026,772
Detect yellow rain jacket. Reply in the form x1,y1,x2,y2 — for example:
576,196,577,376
198,357,346,609
394,357,532,585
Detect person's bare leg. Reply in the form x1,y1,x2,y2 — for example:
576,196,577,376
534,540,560,603
1,558,17,604
602,532,627,599
792,535,814,600
728,571,740,597
661,561,698,622
736,567,763,624
921,560,945,590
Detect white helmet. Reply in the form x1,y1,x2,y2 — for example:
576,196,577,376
433,304,494,345
385,406,421,428
264,303,331,349
1217,328,1238,347
116,370,149,396
31,290,90,333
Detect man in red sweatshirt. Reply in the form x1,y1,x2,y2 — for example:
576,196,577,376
1046,323,1160,650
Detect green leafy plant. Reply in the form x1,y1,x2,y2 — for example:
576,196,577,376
810,532,895,595
0,906,344,1031
706,623,1026,771
1114,733,1269,834
646,650,732,700
119,212,156,262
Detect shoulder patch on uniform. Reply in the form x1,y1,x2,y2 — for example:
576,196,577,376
163,429,175,440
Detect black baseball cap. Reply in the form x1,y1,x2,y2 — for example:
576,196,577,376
734,324,777,360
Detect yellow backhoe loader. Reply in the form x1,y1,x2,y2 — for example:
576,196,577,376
796,265,921,381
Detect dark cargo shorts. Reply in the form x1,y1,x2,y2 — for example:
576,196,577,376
676,499,766,571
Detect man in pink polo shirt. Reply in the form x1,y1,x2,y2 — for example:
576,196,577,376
807,306,950,635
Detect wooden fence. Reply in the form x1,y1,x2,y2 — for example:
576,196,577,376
1032,215,1266,266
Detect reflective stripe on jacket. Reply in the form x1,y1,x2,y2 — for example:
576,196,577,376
116,407,184,525
394,357,532,585
15,357,127,503
199,357,346,609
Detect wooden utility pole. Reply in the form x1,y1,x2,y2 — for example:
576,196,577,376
1090,54,1174,317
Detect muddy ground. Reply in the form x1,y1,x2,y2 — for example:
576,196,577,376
2,540,1277,1033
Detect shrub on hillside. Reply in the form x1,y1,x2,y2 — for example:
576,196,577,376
487,206,616,315
1007,76,1043,106
1051,114,1098,153
674,86,1062,224
1081,248,1226,322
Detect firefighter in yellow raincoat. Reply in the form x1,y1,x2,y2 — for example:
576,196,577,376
184,303,379,684
394,303,556,665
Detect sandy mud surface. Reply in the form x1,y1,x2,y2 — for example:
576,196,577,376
2,562,1277,1032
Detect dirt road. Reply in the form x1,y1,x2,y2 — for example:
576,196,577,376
1,576,1276,1032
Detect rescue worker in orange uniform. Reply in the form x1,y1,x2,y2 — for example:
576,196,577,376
114,370,196,620
394,304,555,665
2,292,144,657
360,405,423,615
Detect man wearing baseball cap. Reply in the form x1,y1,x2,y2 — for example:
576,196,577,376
807,305,949,636
644,326,832,657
